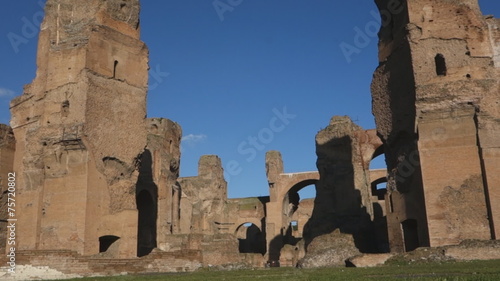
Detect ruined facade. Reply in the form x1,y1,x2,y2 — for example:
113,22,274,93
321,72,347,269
0,0,499,278
0,125,15,252
264,150,319,263
0,125,15,183
8,0,151,258
262,121,390,267
372,0,500,252
305,117,388,254
137,118,182,256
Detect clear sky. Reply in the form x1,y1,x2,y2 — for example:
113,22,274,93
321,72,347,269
1,1,499,199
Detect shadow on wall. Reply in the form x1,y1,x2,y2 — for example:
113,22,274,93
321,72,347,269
268,224,304,263
372,0,430,251
302,135,384,254
136,149,158,257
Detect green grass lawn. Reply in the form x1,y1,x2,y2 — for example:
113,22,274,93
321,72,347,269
64,259,500,281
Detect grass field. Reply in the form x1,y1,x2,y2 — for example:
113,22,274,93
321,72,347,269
65,259,500,281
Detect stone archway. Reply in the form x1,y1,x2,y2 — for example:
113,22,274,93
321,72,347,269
234,222,266,255
267,175,319,247
264,150,320,263
282,179,318,218
136,149,158,257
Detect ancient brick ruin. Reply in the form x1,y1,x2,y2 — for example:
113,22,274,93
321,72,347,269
372,0,500,252
0,0,499,278
0,125,15,252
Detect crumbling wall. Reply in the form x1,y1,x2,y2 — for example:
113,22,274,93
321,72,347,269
227,197,268,255
371,0,429,252
10,0,148,258
303,116,384,254
0,125,15,184
177,155,228,235
174,155,259,266
0,124,15,253
140,118,182,253
299,229,360,268
0,249,202,280
372,0,499,251
134,118,182,256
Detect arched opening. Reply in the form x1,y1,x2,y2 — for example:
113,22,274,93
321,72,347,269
99,235,120,253
136,149,158,257
369,144,387,201
371,177,387,201
371,177,390,253
282,180,317,244
369,145,386,170
137,190,157,257
283,180,318,218
293,184,316,238
402,219,420,252
435,54,447,76
369,145,390,252
297,184,316,200
235,222,265,255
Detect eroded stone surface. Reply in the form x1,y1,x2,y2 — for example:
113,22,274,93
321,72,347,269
0,124,15,253
10,0,149,258
3,0,500,278
372,0,500,251
303,116,387,254
347,253,394,268
299,230,360,268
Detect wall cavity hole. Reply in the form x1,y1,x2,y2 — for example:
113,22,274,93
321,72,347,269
466,74,471,78
113,60,119,79
150,124,158,134
435,54,447,76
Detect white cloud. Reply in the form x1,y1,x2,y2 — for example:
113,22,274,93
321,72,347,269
181,134,207,153
181,134,207,144
0,88,15,97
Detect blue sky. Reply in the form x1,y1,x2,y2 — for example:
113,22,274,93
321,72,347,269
1,1,499,199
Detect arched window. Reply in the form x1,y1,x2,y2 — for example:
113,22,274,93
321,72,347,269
99,235,120,253
235,223,265,254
